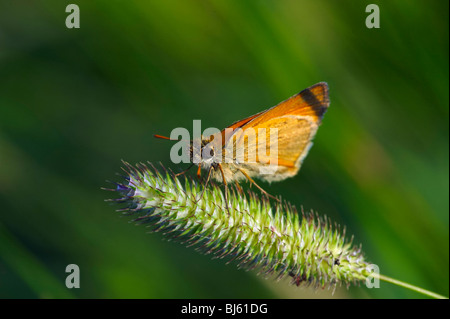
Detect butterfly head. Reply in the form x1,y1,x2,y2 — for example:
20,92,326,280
189,135,222,169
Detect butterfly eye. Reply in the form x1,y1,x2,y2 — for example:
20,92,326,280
202,146,215,160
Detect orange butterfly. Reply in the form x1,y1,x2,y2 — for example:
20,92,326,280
156,82,330,202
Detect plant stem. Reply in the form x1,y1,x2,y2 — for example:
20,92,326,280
375,273,448,299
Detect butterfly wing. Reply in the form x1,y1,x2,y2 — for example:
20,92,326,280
223,82,330,181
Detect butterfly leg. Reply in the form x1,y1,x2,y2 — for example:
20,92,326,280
234,181,243,194
196,164,203,183
197,166,212,203
237,168,279,202
174,163,194,177
217,163,229,210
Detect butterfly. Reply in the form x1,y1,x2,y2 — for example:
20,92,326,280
156,82,330,203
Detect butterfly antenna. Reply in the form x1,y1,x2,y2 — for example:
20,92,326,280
154,134,180,141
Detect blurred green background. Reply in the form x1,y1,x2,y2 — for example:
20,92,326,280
0,0,448,299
